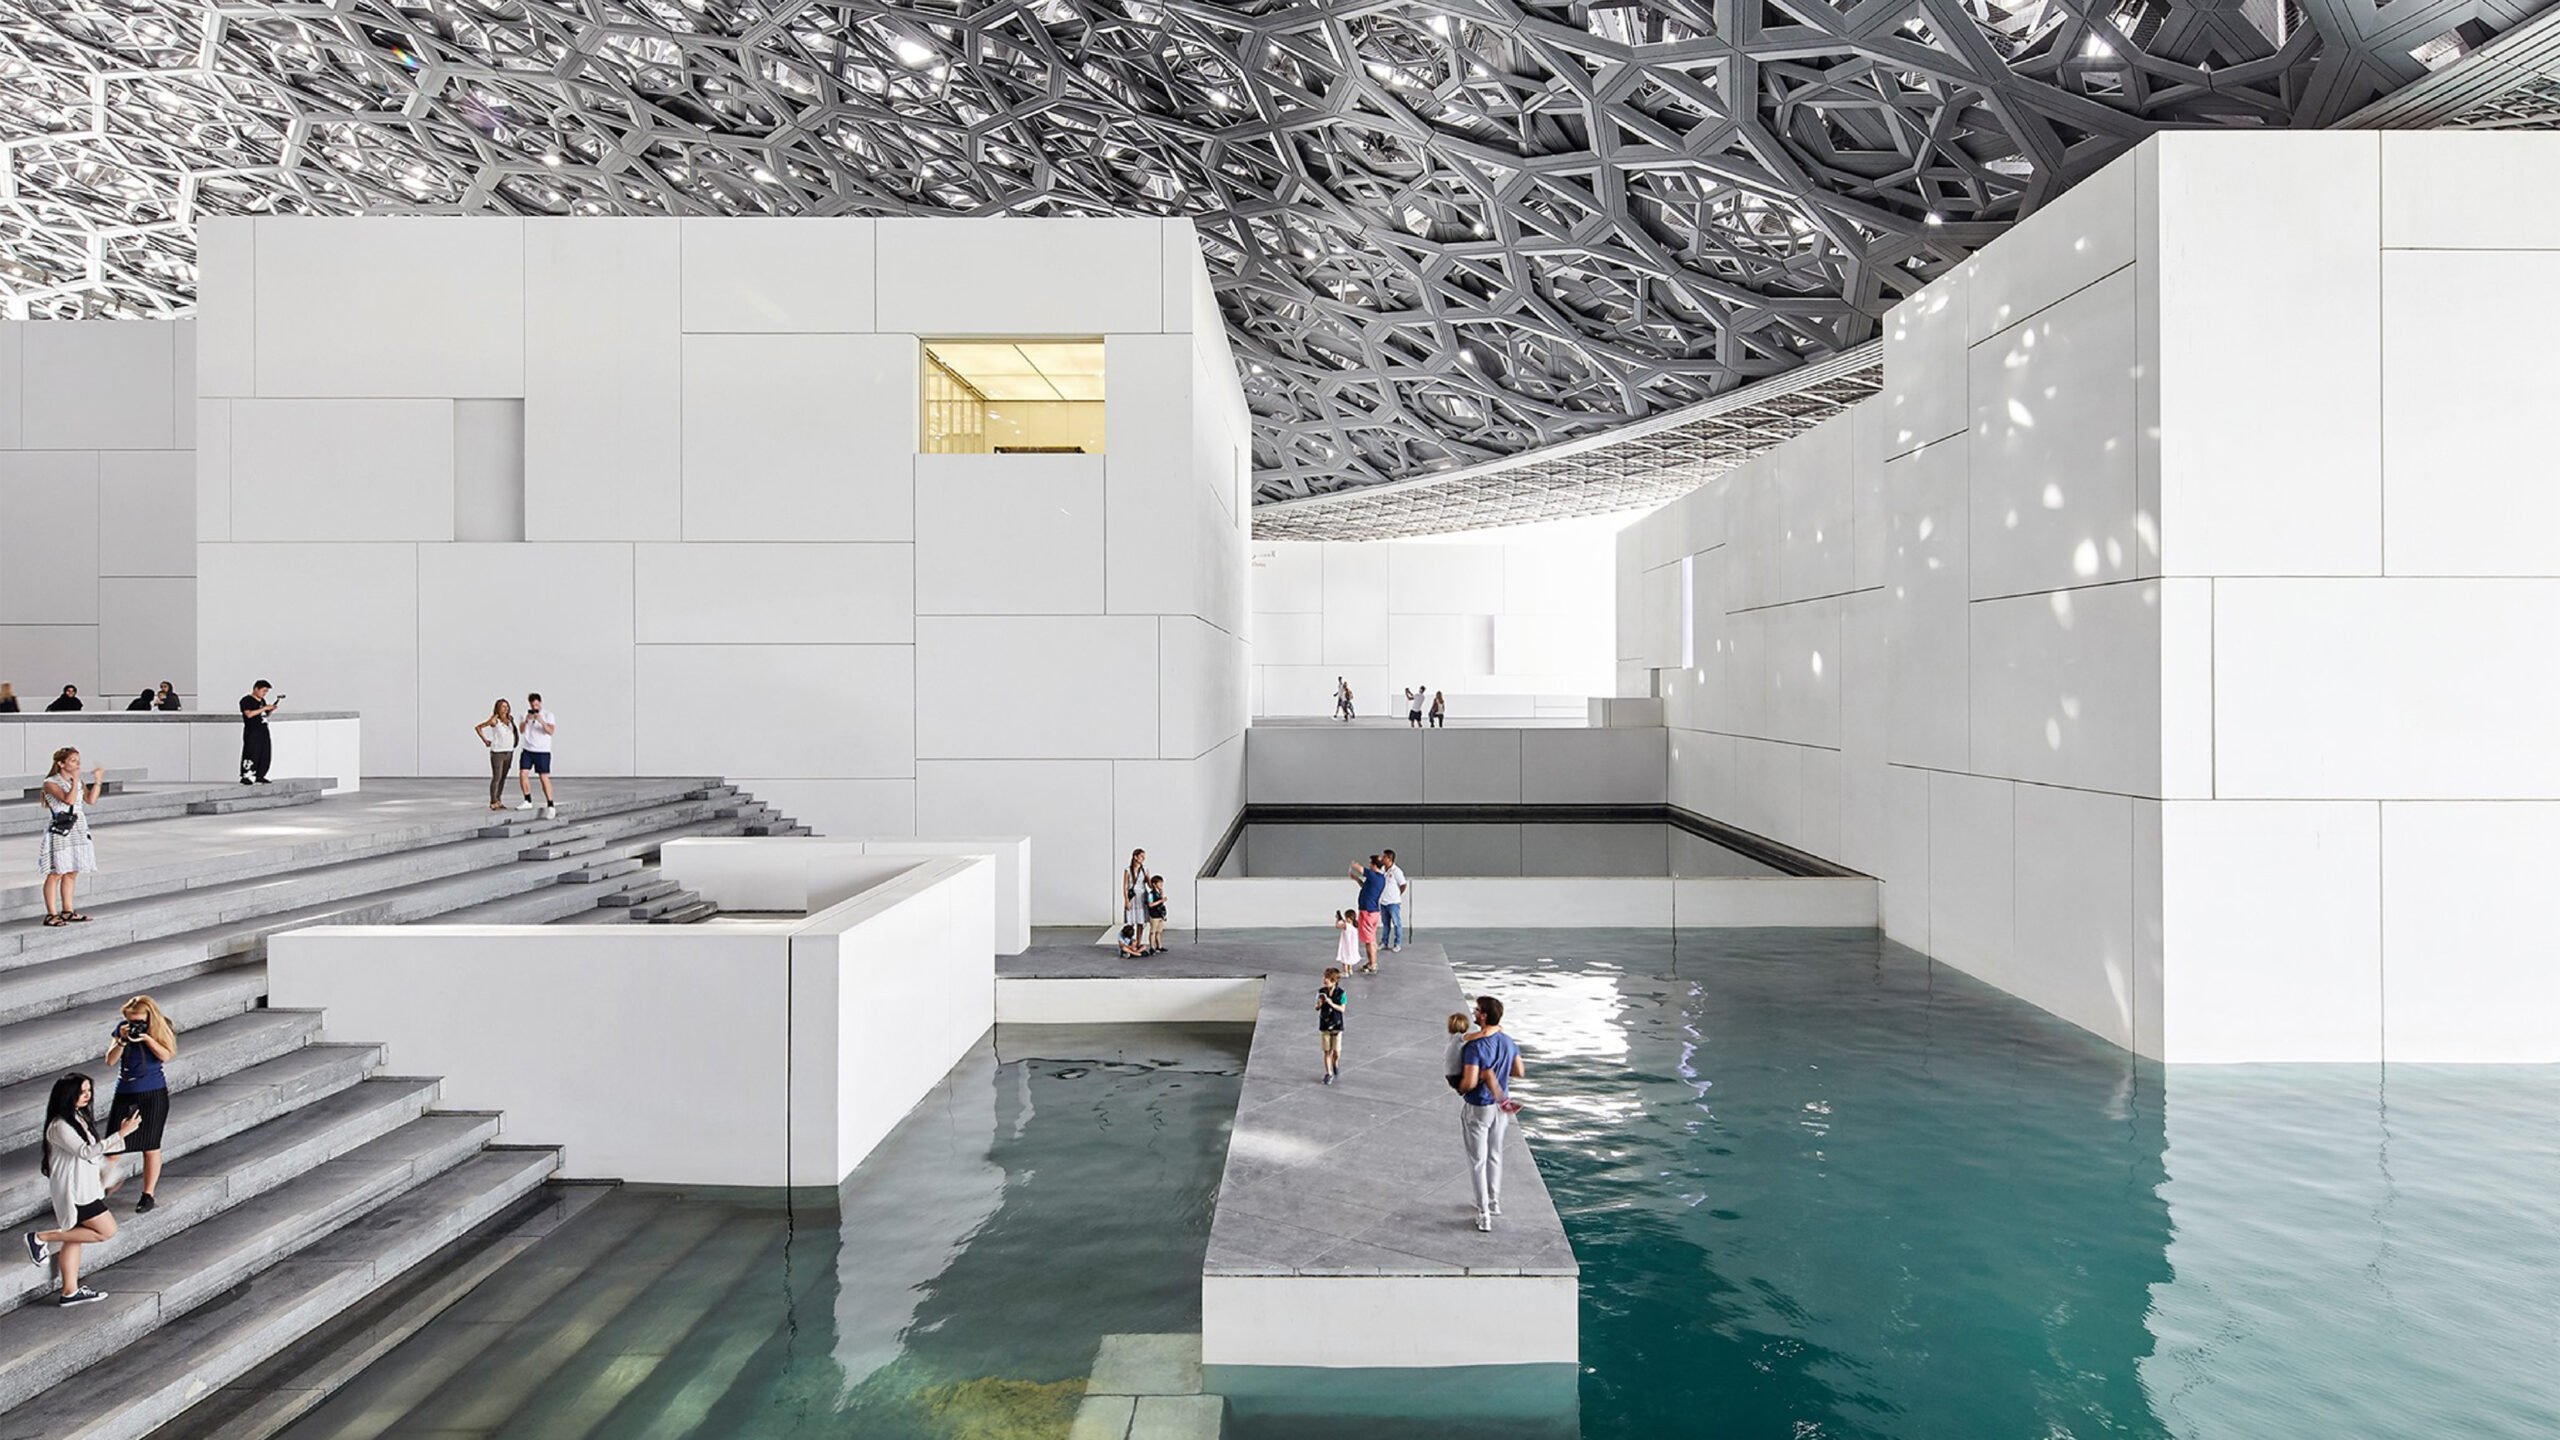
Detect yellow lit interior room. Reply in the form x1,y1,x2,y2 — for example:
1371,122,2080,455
923,340,1105,454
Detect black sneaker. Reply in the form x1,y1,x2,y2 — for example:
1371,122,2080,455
135,1193,155,1214
23,1232,42,1267
58,1287,104,1307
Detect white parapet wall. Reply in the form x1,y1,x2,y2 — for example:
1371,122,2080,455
1195,875,1875,930
268,855,995,1184
659,834,1031,954
1615,131,2560,1063
0,710,362,793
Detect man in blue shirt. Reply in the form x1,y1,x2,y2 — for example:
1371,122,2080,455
1347,856,1388,972
1456,993,1524,1233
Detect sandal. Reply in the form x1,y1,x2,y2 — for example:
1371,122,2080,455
62,913,90,923
41,915,65,928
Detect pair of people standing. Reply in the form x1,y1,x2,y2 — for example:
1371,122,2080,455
121,682,178,711
1402,687,1445,728
1449,995,1524,1233
473,694,559,816
1333,676,1355,721
1346,851,1409,970
22,997,177,1307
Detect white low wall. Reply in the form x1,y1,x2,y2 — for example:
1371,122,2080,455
0,712,362,794
1202,1275,1577,1368
658,834,1030,954
1195,875,1875,930
1244,724,1667,806
993,976,1262,1024
268,855,995,1185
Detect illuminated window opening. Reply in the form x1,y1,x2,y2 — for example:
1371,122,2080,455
920,340,1105,454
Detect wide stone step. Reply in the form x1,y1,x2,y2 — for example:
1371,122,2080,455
0,965,269,1091
0,1045,382,1229
627,890,702,922
0,780,327,839
0,1145,558,1440
647,901,718,925
561,856,641,884
598,878,677,908
0,1077,441,1315
0,1111,502,1414
0,1009,322,1155
187,784,341,816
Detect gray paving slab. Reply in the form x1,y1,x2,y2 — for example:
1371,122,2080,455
1005,928,1577,1285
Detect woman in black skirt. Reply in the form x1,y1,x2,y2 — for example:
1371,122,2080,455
104,996,175,1212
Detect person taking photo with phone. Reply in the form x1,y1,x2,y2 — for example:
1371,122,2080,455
239,680,281,784
24,1073,139,1307
105,996,176,1212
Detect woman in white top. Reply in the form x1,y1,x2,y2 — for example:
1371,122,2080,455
38,746,103,926
23,1073,138,1307
1121,849,1149,933
472,698,519,812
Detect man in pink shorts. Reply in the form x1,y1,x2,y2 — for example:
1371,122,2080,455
1348,855,1390,973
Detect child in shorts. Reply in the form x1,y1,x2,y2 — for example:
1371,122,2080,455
1444,1011,1479,1092
1317,967,1348,1083
1144,875,1168,951
1118,924,1149,959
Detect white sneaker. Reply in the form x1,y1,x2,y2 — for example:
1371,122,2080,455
1474,1213,1493,1233
514,799,535,811
540,805,557,819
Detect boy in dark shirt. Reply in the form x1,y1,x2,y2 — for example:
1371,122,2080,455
1316,967,1347,1084
1144,874,1169,951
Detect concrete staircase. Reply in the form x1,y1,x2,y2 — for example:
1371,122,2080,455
0,777,807,1439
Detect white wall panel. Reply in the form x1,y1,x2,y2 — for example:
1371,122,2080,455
916,758,1116,924
2159,578,2213,800
2214,578,2560,798
96,577,194,699
1881,764,1930,947
1883,437,1968,770
1387,544,1506,613
2379,132,2560,249
1837,589,1888,874
1318,542,1389,666
227,399,455,542
914,454,1105,615
2160,800,2379,1062
1850,400,1887,592
1251,612,1322,667
1964,156,2137,340
252,217,524,398
96,451,196,579
1967,580,2160,795
876,218,1163,334
635,542,913,646
1966,270,2140,599
2153,133,2380,576
0,324,18,450
681,333,915,541
1160,614,1244,761
915,615,1158,759
19,322,176,450
636,643,913,779
193,219,256,398
526,219,682,542
1258,664,1385,720
418,544,636,778
1519,727,1666,805
1797,746,1842,859
1757,597,1840,749
680,218,876,332
1882,273,1966,456
1421,728,1521,804
1926,771,2015,987
1252,543,1323,613
0,626,97,702
199,542,420,773
0,453,98,624
1727,737,1802,847
1760,411,1855,606
2379,250,2560,576
2011,783,2136,1049
171,320,195,450
1244,726,1421,804
195,401,230,543
1386,613,1490,690
1101,334,1199,619
2380,802,2560,1063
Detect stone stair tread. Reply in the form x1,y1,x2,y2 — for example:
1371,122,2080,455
186,785,340,816
0,780,327,840
0,1046,384,1228
0,1112,501,1413
649,902,717,925
0,1077,441,1311
0,966,269,1091
0,1009,323,1154
561,857,641,884
0,1146,558,1440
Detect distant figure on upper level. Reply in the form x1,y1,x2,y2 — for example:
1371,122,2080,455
45,686,81,712
151,682,179,712
124,690,153,712
1430,691,1446,728
0,683,20,712
239,681,281,784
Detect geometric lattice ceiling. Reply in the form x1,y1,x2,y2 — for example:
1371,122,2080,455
1,0,2547,520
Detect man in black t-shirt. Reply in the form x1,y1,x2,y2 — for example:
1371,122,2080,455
239,680,280,785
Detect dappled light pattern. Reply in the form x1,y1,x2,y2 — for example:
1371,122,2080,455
0,0,2528,520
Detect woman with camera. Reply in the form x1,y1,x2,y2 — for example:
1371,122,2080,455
23,1072,140,1307
105,997,175,1211
37,746,103,926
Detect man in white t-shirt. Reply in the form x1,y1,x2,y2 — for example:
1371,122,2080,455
1381,848,1409,952
514,691,560,818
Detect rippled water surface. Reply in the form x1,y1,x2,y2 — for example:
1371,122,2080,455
1440,928,2560,1440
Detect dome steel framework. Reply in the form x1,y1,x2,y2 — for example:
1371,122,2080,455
0,0,2543,525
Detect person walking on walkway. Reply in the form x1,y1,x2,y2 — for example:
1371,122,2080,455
24,1073,138,1307
474,698,519,812
238,680,280,784
1334,676,1354,721
1380,849,1409,952
513,693,558,818
1456,994,1524,1233
38,747,102,927
45,685,81,712
105,996,175,1212
1347,856,1388,973
1316,967,1348,1084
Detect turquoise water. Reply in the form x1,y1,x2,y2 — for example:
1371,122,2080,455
268,935,2558,1440
1434,928,2560,1440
